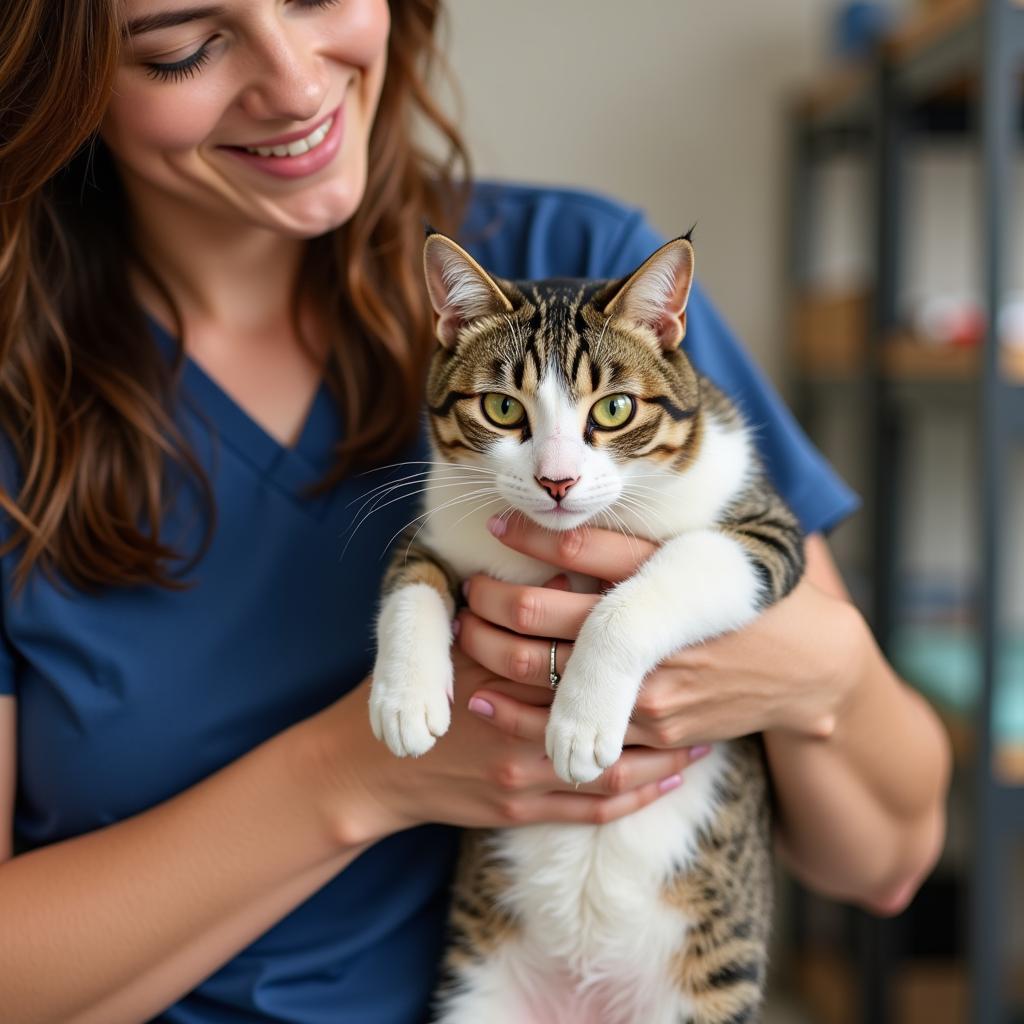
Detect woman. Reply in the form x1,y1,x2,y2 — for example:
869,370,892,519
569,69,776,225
0,1,951,1022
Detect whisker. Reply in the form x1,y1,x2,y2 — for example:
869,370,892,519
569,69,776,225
405,494,506,562
341,482,497,562
601,504,645,564
356,459,497,478
345,476,496,538
614,494,662,541
346,472,492,520
387,487,501,562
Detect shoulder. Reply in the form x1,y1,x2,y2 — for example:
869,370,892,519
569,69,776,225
460,179,666,281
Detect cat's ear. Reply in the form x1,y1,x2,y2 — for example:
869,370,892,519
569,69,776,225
602,236,695,352
423,233,514,348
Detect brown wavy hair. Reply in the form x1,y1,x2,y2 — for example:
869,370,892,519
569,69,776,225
0,0,470,597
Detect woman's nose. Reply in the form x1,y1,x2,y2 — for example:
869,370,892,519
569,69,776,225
239,28,329,125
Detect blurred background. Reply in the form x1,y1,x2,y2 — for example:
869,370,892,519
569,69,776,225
434,1,1024,1022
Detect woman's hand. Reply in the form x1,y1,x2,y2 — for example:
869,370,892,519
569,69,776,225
311,644,710,847
455,514,864,751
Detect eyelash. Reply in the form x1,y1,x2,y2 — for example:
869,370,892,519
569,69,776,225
144,0,343,82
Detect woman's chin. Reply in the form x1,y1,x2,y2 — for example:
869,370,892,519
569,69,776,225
249,182,366,239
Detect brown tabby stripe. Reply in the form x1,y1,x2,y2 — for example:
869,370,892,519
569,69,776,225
665,736,773,1023
720,480,804,609
436,830,522,1000
380,524,460,612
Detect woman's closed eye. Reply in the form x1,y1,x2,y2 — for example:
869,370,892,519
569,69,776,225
141,0,345,83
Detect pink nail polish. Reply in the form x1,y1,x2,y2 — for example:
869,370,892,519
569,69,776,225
658,773,683,793
468,697,495,718
689,745,711,761
486,515,508,538
451,618,461,638
461,579,470,599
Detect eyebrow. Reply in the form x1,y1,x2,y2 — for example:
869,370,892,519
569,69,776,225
123,5,225,37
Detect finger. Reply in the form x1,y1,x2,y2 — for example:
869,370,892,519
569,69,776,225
543,573,572,590
466,689,551,741
623,714,718,753
459,610,573,687
519,774,685,826
547,745,695,796
485,513,658,584
462,574,597,640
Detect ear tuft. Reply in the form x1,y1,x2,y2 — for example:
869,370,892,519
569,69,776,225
603,237,695,352
423,234,514,348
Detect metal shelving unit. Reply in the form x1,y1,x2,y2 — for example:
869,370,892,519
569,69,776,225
787,2,1024,1022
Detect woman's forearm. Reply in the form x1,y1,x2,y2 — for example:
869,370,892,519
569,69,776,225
764,608,952,914
0,706,373,1024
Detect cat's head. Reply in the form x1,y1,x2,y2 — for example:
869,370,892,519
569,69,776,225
422,231,702,533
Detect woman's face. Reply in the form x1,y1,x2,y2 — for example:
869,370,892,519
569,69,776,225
103,0,390,238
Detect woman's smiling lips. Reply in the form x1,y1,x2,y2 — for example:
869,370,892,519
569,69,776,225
218,101,346,180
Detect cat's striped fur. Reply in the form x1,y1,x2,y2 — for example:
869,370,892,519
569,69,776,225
368,232,804,1023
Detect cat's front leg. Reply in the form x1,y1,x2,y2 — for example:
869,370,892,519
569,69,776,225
545,528,765,784
369,536,460,758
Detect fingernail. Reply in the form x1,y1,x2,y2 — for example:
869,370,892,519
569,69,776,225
658,773,683,793
451,618,461,638
486,515,508,538
689,745,711,761
462,579,470,599
468,696,494,718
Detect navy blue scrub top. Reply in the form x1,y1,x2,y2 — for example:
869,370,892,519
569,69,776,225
0,182,860,1023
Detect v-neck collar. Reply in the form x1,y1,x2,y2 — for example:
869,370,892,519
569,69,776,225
147,313,344,512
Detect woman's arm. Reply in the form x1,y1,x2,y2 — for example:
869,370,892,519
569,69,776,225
456,520,953,916
0,695,366,1024
0,657,693,1024
763,534,952,915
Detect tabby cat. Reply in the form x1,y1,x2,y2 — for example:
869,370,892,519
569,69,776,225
367,230,805,1024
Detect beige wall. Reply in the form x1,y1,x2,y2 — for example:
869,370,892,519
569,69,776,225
439,0,843,387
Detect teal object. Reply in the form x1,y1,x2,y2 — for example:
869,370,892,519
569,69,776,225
891,623,1024,744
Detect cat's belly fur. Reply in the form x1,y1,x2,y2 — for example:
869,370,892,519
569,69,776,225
494,747,727,1014
425,503,749,1020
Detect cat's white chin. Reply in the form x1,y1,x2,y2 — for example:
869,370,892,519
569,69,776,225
526,506,597,532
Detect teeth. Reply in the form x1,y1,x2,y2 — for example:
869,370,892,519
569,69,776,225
245,116,333,158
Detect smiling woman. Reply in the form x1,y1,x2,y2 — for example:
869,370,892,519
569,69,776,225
0,1,951,1023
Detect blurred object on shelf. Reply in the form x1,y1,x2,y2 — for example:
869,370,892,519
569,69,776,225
792,289,869,375
791,289,1024,380
831,1,897,59
915,0,975,13
912,293,984,348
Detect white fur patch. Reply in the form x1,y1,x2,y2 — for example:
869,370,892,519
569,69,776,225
438,751,729,1024
546,527,763,783
369,583,453,757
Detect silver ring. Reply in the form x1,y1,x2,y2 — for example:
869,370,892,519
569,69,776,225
549,639,560,690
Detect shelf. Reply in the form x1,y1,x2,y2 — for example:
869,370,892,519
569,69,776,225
795,62,874,137
790,292,1024,384
886,0,985,101
794,0,1024,135
882,331,1024,381
890,621,1024,784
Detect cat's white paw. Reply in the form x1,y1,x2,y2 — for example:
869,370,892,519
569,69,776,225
369,675,452,758
545,693,630,785
370,583,454,758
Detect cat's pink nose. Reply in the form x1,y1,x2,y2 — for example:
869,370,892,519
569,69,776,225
535,476,579,502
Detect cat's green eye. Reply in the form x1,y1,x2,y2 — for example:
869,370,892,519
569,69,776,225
590,394,635,429
481,393,526,428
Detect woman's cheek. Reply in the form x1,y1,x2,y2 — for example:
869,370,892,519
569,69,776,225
322,0,390,70
101,77,228,166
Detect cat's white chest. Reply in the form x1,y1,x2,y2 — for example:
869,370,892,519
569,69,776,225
488,745,729,1021
421,487,587,586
